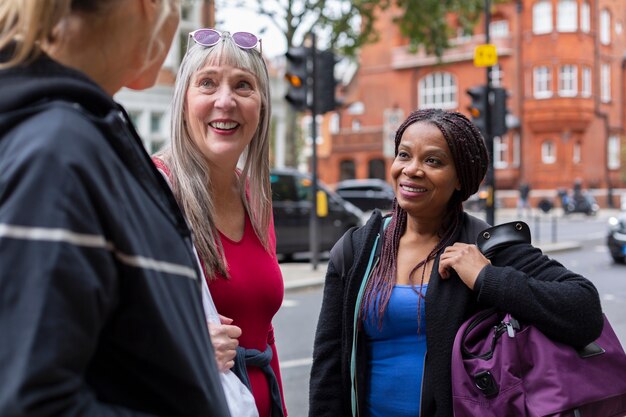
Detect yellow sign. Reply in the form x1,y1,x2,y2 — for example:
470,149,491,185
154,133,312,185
474,44,498,67
316,190,328,217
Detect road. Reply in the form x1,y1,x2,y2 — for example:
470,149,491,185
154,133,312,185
273,213,626,417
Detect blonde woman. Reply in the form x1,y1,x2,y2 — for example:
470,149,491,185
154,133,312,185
0,1,229,416
154,29,287,417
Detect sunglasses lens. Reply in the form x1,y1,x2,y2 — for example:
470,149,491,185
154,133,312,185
193,29,220,46
232,32,258,49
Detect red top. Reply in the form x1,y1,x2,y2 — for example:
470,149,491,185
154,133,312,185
151,158,286,416
210,215,286,417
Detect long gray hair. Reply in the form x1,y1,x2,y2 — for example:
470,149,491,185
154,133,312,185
156,34,272,279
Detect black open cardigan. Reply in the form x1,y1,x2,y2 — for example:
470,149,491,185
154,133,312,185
309,210,603,417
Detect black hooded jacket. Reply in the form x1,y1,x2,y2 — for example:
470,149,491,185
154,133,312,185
0,49,230,417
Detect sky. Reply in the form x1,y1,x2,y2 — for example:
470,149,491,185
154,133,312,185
215,4,288,59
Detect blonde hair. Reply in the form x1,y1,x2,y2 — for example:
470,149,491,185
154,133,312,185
0,0,176,71
156,36,272,279
0,0,70,68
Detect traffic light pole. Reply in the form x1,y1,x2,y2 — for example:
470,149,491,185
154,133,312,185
484,0,495,226
309,33,320,270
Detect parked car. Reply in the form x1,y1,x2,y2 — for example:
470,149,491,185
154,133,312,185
270,168,364,259
334,178,395,212
607,203,626,264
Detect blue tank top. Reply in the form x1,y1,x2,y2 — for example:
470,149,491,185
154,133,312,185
362,284,428,417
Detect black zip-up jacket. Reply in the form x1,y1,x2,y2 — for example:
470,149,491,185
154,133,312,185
309,210,603,417
0,49,231,417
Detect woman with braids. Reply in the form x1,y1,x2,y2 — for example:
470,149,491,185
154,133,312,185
0,1,230,416
308,108,603,417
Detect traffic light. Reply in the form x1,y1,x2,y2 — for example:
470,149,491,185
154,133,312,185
466,85,488,136
491,87,509,137
314,50,337,114
284,47,310,111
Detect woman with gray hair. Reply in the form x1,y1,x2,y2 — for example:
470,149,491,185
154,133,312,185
0,1,230,416
154,29,287,417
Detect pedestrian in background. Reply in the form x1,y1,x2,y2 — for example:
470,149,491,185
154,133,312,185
0,1,230,416
309,108,603,417
153,28,287,417
517,181,531,217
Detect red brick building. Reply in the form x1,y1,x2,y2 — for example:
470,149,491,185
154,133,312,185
317,0,626,207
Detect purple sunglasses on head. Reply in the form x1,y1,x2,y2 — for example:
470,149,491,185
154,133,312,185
189,29,262,54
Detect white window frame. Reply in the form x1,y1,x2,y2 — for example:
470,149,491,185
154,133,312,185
418,72,458,110
533,66,552,99
557,0,577,32
491,64,503,87
494,135,508,169
533,0,553,35
581,1,590,33
303,115,323,145
600,9,611,45
490,20,509,38
601,63,611,103
512,132,521,168
581,66,592,98
573,141,581,164
542,140,556,164
559,65,577,97
608,135,621,170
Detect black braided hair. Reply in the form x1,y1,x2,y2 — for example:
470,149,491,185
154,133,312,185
361,109,489,330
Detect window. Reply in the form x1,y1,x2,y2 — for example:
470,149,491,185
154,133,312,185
601,63,611,103
490,20,509,38
542,140,556,164
494,136,508,169
512,132,521,167
368,159,386,180
418,72,457,109
581,1,590,33
340,160,356,181
573,141,581,164
581,66,592,97
600,9,611,45
329,113,340,134
559,65,577,97
557,0,577,32
128,111,142,129
608,135,620,170
150,140,165,154
533,1,553,34
491,64,503,87
533,66,552,99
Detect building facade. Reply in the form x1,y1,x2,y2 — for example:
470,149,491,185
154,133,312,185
318,0,626,208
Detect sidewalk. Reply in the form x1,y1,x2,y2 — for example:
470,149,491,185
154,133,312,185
280,207,617,292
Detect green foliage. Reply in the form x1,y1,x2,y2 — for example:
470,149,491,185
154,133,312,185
218,0,506,58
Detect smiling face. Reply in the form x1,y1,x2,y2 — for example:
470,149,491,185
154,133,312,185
185,63,261,168
391,122,461,219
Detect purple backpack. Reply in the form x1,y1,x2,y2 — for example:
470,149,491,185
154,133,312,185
452,310,626,416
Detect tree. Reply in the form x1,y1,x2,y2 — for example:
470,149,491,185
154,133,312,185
217,0,500,58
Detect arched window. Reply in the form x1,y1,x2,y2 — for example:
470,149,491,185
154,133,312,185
533,0,553,34
418,72,457,109
368,159,386,180
339,160,356,181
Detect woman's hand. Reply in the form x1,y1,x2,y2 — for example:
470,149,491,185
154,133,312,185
208,315,242,372
438,243,491,289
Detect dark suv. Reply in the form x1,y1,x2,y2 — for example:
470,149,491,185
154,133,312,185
334,178,395,212
270,169,364,259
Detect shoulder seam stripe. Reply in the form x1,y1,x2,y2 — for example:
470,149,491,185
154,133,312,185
0,223,197,280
